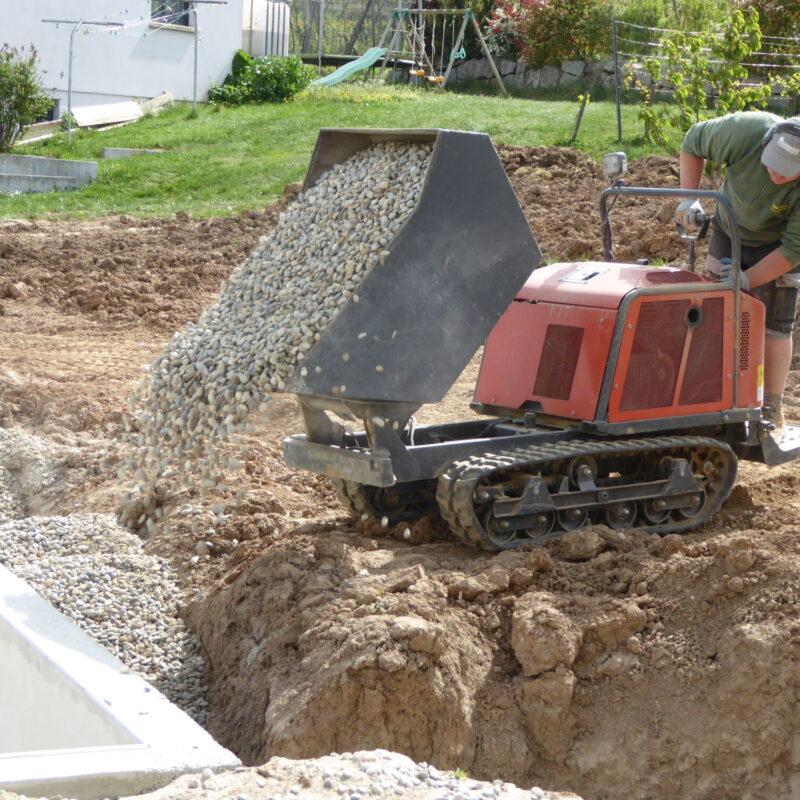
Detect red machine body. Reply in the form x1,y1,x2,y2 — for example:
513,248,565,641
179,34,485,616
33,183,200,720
474,262,765,424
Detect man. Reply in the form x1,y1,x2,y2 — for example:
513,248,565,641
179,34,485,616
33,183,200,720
675,111,800,430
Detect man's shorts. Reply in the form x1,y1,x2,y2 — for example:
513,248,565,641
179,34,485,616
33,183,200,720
708,225,799,335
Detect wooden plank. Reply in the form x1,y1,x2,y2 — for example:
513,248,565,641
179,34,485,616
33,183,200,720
140,91,174,114
72,101,143,128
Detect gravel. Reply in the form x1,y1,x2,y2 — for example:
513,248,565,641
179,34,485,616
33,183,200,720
0,428,208,723
111,749,575,800
128,141,433,486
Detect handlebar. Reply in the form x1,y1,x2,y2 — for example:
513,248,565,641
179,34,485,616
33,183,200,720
599,187,744,289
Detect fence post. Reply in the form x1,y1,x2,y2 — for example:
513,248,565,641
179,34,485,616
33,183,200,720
612,17,622,142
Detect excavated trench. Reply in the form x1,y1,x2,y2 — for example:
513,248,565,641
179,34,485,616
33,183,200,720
2,148,800,799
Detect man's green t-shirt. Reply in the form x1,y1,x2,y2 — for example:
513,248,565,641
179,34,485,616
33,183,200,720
681,110,800,267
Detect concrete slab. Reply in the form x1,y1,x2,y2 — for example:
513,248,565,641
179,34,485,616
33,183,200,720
0,154,97,194
101,147,166,159
0,564,240,800
72,101,143,128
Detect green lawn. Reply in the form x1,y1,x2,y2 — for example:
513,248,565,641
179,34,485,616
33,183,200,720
3,84,675,219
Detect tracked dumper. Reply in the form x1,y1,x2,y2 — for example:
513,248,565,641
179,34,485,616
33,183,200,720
281,128,800,550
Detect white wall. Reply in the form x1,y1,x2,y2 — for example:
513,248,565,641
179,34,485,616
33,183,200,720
3,0,244,106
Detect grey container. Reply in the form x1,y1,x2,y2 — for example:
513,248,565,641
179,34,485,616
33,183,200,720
281,128,542,407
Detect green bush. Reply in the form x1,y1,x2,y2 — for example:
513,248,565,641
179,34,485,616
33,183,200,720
485,0,612,66
209,54,315,105
0,44,52,152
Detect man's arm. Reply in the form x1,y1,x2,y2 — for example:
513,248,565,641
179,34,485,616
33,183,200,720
745,248,794,289
679,150,705,190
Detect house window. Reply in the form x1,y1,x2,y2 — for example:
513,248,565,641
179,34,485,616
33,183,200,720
151,0,192,27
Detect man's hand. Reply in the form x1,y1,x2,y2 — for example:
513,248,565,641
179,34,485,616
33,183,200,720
675,198,704,227
719,257,750,290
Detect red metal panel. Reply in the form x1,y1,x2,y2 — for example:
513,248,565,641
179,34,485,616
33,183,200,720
474,301,616,419
607,290,764,422
517,263,705,309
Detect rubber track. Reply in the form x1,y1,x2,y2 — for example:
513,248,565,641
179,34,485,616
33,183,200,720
436,435,737,551
331,479,372,518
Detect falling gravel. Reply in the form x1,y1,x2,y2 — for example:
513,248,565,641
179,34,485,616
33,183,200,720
128,141,433,483
0,429,208,723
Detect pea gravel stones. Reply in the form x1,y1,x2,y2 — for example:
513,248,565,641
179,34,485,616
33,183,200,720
129,142,433,484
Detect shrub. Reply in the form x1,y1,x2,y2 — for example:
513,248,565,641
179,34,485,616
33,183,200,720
735,0,800,38
0,43,52,152
485,0,612,67
209,54,315,105
484,0,531,61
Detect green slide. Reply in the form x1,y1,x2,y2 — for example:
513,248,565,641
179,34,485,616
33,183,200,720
311,47,389,86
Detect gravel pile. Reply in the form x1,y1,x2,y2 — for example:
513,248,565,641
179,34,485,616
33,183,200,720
128,141,432,483
116,749,576,800
0,429,208,723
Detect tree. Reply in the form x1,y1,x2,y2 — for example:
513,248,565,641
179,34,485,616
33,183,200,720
0,44,53,152
626,8,771,165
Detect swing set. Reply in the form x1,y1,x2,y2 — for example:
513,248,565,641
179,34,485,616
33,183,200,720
377,7,507,95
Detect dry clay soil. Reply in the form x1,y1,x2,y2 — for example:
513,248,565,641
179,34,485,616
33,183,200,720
3,147,800,800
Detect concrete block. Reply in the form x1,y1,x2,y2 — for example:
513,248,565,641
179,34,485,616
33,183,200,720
559,72,581,86
524,68,541,88
539,65,561,89
0,154,97,194
0,565,240,799
503,72,525,88
101,147,165,159
474,58,496,80
562,60,586,77
498,58,517,76
457,59,477,80
0,175,81,193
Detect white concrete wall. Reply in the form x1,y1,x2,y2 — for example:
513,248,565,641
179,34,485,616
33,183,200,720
3,0,244,106
0,564,239,800
0,616,136,754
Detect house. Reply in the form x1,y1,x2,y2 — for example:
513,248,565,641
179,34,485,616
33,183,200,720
5,0,289,114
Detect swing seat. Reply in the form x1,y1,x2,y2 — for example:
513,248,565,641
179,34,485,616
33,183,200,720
426,75,444,83
409,68,425,76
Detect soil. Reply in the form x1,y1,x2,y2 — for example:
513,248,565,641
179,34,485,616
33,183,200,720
3,147,800,800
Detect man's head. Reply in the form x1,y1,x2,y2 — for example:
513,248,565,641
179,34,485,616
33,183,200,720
762,118,800,182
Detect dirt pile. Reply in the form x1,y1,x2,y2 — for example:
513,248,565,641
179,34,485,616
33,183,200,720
2,147,800,800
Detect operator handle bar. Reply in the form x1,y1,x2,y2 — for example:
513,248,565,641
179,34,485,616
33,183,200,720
599,186,744,410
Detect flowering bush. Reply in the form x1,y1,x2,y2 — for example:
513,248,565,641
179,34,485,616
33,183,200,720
485,0,611,66
484,0,536,61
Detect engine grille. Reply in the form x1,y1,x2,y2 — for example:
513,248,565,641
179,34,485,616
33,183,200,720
620,300,688,410
533,324,583,400
679,297,723,405
739,311,750,372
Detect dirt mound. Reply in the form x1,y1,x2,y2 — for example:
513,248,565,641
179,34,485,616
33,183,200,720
3,146,800,800
185,514,800,799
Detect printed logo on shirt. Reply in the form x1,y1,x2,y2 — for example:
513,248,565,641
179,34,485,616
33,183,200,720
771,203,790,213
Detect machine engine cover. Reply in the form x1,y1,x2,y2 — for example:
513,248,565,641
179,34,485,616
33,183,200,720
474,262,765,423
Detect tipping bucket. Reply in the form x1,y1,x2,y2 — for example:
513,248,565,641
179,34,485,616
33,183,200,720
282,128,541,406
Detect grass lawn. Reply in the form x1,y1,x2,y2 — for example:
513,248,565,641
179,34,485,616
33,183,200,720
3,84,677,219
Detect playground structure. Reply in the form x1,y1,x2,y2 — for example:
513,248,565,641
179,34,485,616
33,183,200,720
310,4,507,94
378,8,506,93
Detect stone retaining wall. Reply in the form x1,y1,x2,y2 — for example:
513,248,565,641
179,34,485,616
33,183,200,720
449,57,793,106
450,57,616,90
